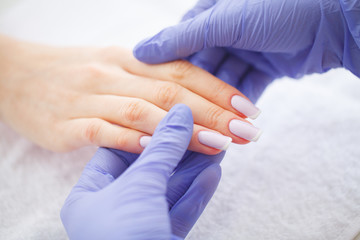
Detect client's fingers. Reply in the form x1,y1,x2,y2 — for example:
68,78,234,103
78,95,261,146
121,54,260,120
69,96,230,154
82,68,262,145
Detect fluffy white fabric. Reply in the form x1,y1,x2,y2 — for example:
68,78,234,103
1,1,359,239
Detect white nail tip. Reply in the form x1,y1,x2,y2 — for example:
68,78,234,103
231,95,261,119
140,136,152,148
198,131,232,151
249,109,261,120
222,138,232,150
251,129,263,142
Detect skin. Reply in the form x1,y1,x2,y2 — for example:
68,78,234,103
0,35,256,154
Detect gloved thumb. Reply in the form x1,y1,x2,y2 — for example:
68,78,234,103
181,0,216,22
133,7,216,64
114,104,193,192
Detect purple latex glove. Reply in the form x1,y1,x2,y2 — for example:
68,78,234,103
60,104,222,240
134,0,360,103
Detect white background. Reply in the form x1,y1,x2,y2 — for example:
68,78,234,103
1,1,360,239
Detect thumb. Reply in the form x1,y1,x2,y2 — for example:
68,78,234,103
117,104,193,189
133,7,215,64
181,0,216,22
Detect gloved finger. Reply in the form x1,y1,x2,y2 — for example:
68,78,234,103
167,151,225,209
113,104,194,191
188,47,227,74
340,0,360,49
214,54,252,88
229,49,280,79
223,49,276,102
72,148,139,193
181,0,217,22
133,7,215,64
237,69,274,103
170,164,222,238
170,234,183,240
134,0,318,64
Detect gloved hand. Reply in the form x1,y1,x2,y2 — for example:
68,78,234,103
60,104,223,240
134,0,360,103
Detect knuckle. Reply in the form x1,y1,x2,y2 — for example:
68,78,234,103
84,120,102,144
122,100,147,123
64,92,81,105
83,63,107,79
115,133,129,148
102,46,121,54
212,82,228,99
170,60,194,80
99,46,126,59
155,81,181,108
205,105,225,129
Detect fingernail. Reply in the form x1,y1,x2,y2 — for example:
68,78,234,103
140,136,152,148
231,95,261,120
229,120,262,142
198,131,232,151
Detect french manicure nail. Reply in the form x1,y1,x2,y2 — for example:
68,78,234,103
198,131,232,151
140,136,152,148
229,120,262,142
231,95,261,120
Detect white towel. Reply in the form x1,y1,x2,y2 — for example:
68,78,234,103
1,1,359,239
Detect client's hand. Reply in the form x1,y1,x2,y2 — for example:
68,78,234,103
0,35,261,154
61,105,222,240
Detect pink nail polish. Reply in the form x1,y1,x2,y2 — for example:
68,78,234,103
231,95,261,119
229,120,262,142
198,131,232,151
140,136,152,148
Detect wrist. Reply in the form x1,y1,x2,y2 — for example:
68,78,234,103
0,35,38,121
0,35,20,120
0,35,23,72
